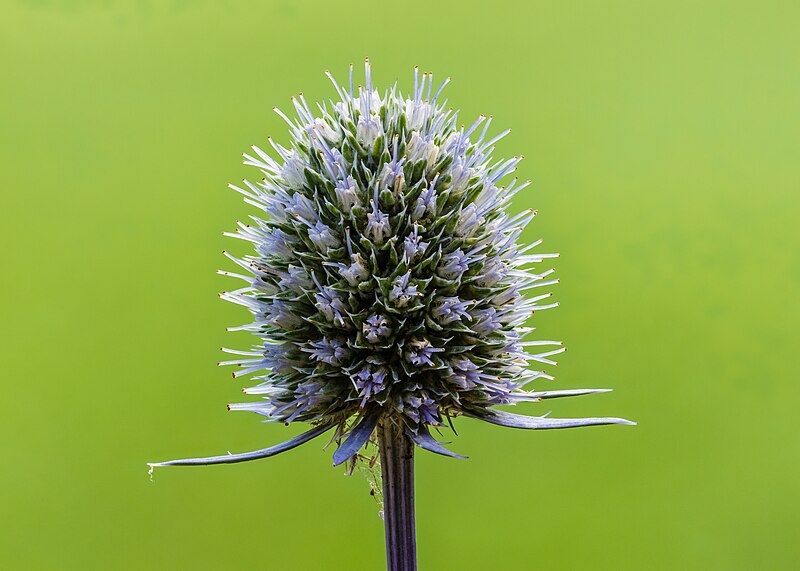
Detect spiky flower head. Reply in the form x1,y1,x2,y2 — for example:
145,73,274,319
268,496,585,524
151,60,632,470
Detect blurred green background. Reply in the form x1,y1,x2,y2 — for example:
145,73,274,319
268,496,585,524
2,0,798,569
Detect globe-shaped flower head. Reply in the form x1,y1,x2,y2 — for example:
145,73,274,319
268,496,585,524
151,60,632,470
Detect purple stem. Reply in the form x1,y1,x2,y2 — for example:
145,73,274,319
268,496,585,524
378,416,417,571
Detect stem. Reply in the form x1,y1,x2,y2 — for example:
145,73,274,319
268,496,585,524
378,416,417,571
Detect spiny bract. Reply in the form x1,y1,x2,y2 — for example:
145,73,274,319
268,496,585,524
150,60,633,470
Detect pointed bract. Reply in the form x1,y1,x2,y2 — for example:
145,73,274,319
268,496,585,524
333,412,381,466
408,425,467,459
148,422,335,468
466,409,636,430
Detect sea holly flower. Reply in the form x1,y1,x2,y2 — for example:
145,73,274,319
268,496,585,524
150,55,634,462
150,59,634,571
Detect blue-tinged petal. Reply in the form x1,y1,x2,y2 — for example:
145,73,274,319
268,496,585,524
332,412,381,467
466,409,636,430
409,425,467,459
148,422,335,468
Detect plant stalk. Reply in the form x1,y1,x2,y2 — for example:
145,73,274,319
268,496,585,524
378,416,417,571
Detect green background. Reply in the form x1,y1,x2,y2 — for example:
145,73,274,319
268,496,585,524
2,1,798,569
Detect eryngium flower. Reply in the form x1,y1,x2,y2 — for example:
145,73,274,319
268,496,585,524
151,60,633,470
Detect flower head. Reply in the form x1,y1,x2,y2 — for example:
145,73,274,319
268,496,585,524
150,60,633,472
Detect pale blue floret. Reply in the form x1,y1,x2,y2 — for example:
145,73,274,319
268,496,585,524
405,338,442,367
278,265,312,293
473,257,508,287
449,357,480,390
267,301,303,330
402,227,429,261
258,228,295,258
432,297,471,324
366,201,391,245
306,337,349,365
364,314,391,343
403,393,439,425
314,283,347,326
437,249,470,280
353,365,388,407
356,113,383,149
389,272,419,308
280,152,307,189
308,221,341,253
334,176,361,213
285,191,317,221
379,137,407,195
327,253,370,286
410,174,440,222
